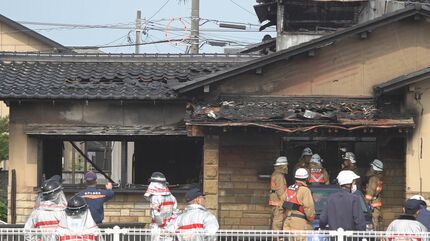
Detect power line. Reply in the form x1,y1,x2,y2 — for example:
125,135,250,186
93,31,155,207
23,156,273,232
18,17,273,31
18,21,134,29
148,0,172,20
229,0,257,16
101,33,131,47
69,38,190,49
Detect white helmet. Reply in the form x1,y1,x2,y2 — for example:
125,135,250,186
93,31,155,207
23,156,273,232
302,147,313,156
295,168,309,179
410,195,426,203
310,154,322,164
371,159,383,171
343,152,356,163
337,170,360,186
274,156,288,166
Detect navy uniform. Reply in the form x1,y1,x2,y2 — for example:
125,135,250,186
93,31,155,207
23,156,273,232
77,171,114,224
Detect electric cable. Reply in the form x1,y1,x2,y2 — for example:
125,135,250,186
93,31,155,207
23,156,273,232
229,0,257,16
148,0,172,20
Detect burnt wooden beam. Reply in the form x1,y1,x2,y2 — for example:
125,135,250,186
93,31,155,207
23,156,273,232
187,125,204,137
37,140,44,186
69,141,116,184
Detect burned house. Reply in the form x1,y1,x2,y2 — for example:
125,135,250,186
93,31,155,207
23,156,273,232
175,5,430,228
1,5,430,229
250,0,409,53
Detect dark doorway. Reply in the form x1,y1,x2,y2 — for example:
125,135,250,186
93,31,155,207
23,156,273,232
134,137,203,185
41,139,63,181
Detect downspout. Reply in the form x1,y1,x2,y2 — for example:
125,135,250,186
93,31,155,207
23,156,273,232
11,169,16,224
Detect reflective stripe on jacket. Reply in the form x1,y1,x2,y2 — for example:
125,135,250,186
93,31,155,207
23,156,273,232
55,211,100,241
77,187,114,224
365,175,383,208
24,200,65,230
309,169,326,184
172,204,219,240
284,184,305,214
149,194,179,229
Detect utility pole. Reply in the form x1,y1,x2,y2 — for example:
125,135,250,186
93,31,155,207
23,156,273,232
135,10,142,54
276,0,285,51
190,0,199,54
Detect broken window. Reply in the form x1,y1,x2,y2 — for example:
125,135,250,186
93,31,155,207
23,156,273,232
38,136,203,190
133,137,203,185
40,140,113,185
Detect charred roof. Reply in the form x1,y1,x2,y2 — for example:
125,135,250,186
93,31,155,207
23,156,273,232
254,0,367,31
187,96,414,131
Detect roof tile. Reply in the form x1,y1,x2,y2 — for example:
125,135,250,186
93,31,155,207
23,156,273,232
0,54,256,100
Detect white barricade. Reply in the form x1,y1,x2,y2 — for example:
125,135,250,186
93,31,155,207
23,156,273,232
0,228,428,241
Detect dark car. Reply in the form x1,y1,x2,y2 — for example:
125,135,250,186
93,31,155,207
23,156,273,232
310,184,373,230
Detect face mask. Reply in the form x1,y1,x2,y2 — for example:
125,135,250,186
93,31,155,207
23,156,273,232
351,184,357,193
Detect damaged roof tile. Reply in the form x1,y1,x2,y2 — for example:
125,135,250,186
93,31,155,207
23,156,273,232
187,96,414,128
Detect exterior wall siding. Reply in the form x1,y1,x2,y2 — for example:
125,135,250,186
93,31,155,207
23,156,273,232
0,22,51,52
405,78,430,195
377,138,406,228
218,134,280,229
214,21,430,97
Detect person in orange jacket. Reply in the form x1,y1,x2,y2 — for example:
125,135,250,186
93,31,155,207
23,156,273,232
269,156,288,230
365,159,384,230
308,154,330,185
283,168,315,231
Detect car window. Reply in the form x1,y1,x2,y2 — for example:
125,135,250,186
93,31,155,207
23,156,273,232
311,187,370,214
311,188,341,213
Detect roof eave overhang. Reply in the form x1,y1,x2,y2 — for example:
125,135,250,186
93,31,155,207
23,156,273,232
2,97,189,103
186,120,415,134
375,68,430,95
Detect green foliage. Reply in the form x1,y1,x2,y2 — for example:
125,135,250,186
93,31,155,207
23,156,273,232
0,117,8,161
0,197,6,222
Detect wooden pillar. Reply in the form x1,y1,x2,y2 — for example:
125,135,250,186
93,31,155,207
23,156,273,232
121,141,128,188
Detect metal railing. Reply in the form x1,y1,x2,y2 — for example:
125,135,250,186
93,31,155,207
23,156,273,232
0,228,429,241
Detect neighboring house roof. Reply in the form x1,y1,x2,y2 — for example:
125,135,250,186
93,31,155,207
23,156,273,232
187,96,414,132
0,52,257,100
374,67,430,95
0,14,69,53
174,4,430,93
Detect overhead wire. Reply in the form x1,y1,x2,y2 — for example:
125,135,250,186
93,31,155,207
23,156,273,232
18,21,134,29
101,32,132,47
69,38,189,50
8,11,272,52
147,35,161,52
148,0,172,20
145,33,186,52
228,0,257,16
